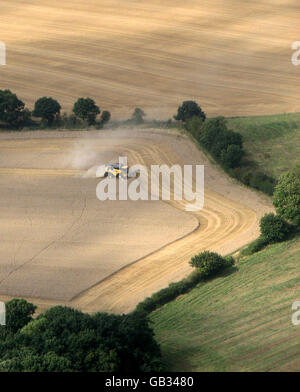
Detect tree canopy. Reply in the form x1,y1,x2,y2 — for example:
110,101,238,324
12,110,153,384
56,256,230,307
199,117,244,168
33,97,61,126
174,101,206,122
131,108,146,124
100,110,111,126
273,165,300,226
259,213,291,243
189,251,234,278
73,98,100,125
0,89,29,127
0,301,163,372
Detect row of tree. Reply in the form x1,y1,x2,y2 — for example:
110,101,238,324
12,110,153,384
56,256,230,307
174,101,244,169
176,101,276,195
0,89,111,128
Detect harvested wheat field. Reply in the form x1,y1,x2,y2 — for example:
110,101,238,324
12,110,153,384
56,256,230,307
0,0,300,118
0,128,273,313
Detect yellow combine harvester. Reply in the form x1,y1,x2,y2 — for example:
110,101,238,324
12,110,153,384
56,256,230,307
104,163,129,179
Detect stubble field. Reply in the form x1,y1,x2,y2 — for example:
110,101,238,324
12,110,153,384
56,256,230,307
0,128,273,313
0,0,300,119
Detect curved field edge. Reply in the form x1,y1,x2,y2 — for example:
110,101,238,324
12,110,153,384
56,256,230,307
151,237,300,372
0,131,199,303
68,129,272,314
0,128,273,314
70,217,200,302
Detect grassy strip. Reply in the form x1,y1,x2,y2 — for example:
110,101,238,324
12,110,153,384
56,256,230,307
150,236,300,371
227,113,300,179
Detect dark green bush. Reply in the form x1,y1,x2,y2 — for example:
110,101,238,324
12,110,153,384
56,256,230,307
189,114,276,197
230,167,253,186
224,256,235,266
199,117,228,154
100,110,111,126
61,112,85,129
240,214,291,257
249,171,276,195
189,251,234,278
221,144,244,169
174,101,206,123
273,166,300,226
229,167,276,196
135,270,203,314
199,117,244,168
260,213,292,243
184,116,204,140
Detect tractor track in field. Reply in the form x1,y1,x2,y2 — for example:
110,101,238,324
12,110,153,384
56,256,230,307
70,136,270,314
0,129,273,314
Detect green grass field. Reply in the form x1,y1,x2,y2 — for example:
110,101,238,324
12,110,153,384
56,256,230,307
227,113,300,179
151,238,300,371
150,112,300,372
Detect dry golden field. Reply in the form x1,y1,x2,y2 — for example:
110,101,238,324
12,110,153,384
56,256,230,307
0,0,300,118
0,130,199,302
0,129,273,313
